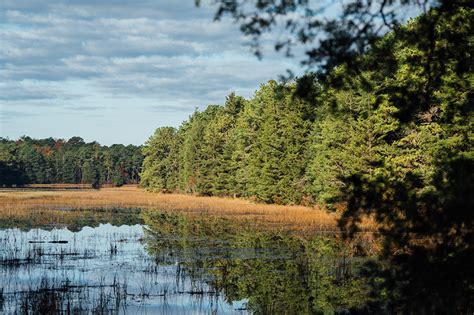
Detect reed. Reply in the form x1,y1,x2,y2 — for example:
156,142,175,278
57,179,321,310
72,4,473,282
0,186,376,233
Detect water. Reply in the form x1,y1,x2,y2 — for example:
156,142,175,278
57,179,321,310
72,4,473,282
0,210,368,314
0,224,247,314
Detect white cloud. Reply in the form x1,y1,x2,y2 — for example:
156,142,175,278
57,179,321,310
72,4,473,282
0,0,302,144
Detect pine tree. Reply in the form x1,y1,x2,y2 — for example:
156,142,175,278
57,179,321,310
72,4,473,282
245,81,312,204
141,127,179,192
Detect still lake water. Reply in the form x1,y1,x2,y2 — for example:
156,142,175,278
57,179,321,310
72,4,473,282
0,209,368,314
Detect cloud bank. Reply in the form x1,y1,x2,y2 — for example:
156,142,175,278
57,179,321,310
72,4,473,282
0,0,301,144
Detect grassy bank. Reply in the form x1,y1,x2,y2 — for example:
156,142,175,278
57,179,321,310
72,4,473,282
0,185,377,233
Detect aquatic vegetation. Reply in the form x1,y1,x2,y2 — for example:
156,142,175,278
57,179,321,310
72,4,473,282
0,186,371,234
0,215,247,314
0,207,376,314
0,206,143,231
142,210,372,314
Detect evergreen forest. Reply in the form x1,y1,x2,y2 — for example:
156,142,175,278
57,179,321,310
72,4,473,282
140,6,472,209
139,7,474,307
0,3,472,311
0,136,143,187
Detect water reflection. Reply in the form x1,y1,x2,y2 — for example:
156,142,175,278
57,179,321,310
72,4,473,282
142,211,370,314
0,219,246,314
0,208,143,231
1,209,371,314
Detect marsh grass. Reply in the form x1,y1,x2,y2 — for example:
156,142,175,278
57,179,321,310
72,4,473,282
0,191,377,313
0,185,376,233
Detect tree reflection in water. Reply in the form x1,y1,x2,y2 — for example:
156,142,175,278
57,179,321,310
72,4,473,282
142,210,371,314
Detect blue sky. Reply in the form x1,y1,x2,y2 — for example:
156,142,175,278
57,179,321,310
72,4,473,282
0,0,304,145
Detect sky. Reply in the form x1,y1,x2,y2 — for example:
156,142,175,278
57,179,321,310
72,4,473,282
0,0,303,145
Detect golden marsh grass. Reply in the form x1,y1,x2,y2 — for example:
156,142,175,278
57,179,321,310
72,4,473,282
0,185,375,233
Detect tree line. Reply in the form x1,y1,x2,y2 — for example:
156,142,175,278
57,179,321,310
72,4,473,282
0,136,143,187
141,7,473,310
141,6,472,209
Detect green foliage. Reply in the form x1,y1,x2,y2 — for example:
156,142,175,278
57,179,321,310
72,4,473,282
0,137,143,187
336,6,474,312
198,94,246,196
178,106,221,193
305,88,399,206
140,6,471,217
0,140,28,186
140,127,179,191
141,84,314,204
244,82,312,204
142,211,369,314
140,9,473,312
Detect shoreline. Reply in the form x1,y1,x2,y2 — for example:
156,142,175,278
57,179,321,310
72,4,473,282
0,185,376,234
